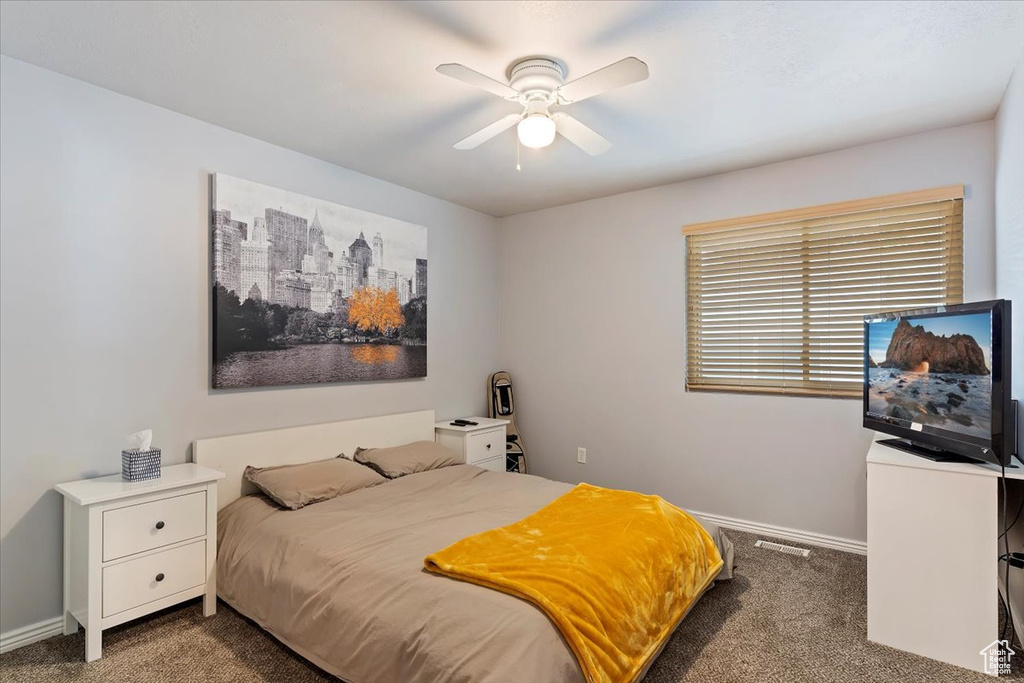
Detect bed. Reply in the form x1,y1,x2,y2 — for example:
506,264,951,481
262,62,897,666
194,410,733,683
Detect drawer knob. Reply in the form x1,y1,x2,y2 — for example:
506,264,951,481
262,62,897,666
155,573,165,582
486,443,491,450
155,521,165,530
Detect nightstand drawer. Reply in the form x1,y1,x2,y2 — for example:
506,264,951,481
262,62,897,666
474,454,506,472
466,428,505,465
102,540,206,617
102,491,206,561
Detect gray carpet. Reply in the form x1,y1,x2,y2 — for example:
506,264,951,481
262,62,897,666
1,530,1017,682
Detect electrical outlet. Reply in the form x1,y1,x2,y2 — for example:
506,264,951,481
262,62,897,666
577,447,587,464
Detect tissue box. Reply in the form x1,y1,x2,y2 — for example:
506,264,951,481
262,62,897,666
121,448,161,481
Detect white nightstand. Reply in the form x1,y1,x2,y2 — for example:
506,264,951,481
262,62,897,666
435,417,510,472
55,463,225,661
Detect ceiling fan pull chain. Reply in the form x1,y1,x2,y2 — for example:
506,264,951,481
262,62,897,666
516,136,521,172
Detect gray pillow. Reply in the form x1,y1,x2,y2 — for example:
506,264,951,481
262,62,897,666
244,455,385,510
354,441,460,479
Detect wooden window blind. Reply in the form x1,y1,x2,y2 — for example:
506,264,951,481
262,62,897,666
683,186,964,398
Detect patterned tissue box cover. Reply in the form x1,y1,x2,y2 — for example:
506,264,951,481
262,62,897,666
121,448,161,481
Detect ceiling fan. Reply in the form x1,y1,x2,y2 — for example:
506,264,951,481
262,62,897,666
436,56,649,156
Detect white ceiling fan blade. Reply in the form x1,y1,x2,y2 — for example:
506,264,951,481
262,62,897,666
557,57,649,104
453,113,522,150
436,63,520,100
552,113,612,156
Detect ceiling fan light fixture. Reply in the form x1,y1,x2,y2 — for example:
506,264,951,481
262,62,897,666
438,56,648,154
517,114,556,149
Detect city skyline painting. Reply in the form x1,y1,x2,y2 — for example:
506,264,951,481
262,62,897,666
211,174,427,389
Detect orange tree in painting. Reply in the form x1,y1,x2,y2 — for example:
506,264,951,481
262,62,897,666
348,287,405,336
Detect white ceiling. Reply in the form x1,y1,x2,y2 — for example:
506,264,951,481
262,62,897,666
1,1,1021,217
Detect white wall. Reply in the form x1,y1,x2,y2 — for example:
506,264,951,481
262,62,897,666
995,54,1024,648
499,121,996,544
996,57,1023,457
0,56,501,634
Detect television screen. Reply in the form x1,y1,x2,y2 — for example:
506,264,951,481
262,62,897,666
865,310,992,443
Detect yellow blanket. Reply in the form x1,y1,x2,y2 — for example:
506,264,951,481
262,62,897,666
424,483,723,683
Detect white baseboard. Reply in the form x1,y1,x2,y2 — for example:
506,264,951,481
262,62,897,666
692,510,868,556
0,616,64,654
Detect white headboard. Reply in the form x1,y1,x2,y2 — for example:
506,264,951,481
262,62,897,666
193,410,435,509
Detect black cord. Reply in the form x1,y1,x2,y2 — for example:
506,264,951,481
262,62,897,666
1001,589,1015,643
1001,462,1015,646
1000,494,1024,540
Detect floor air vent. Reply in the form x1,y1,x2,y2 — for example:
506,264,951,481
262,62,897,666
755,540,810,557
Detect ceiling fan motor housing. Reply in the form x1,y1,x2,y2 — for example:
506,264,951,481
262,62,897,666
508,58,565,97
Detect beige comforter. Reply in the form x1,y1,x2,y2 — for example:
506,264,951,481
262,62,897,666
217,465,733,683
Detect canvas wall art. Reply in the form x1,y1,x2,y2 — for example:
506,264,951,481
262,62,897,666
211,174,427,389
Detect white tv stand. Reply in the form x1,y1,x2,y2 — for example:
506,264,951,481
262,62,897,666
866,437,1024,673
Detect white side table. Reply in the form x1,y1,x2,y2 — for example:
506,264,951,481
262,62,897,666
866,438,1024,673
435,417,510,472
55,463,225,661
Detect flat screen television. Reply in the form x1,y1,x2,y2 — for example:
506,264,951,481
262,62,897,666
863,299,1013,467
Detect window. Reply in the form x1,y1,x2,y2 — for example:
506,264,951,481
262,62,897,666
684,186,964,398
